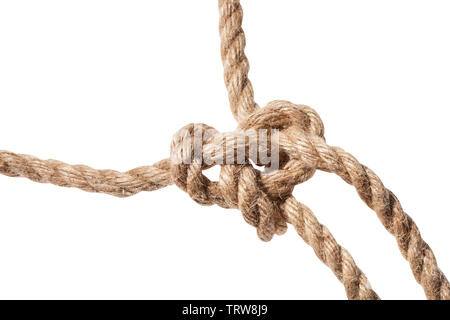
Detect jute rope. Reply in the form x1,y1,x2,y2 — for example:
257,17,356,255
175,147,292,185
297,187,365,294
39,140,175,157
0,0,448,300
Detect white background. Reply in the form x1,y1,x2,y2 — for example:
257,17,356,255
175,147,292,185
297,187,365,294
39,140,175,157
0,0,449,300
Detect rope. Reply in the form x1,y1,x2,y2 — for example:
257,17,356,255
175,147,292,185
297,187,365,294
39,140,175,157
0,151,171,197
219,0,258,122
0,0,448,300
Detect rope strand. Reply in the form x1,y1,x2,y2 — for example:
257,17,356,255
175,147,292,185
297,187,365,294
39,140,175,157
282,196,379,300
219,0,258,122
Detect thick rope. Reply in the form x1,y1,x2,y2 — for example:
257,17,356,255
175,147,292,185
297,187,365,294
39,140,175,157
282,196,378,300
219,0,259,122
0,0,447,300
0,151,171,197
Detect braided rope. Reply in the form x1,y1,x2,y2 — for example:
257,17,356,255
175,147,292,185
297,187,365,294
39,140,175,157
219,0,258,122
0,151,171,197
0,0,448,300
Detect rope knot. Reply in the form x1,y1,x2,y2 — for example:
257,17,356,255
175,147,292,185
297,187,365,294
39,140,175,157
169,100,324,241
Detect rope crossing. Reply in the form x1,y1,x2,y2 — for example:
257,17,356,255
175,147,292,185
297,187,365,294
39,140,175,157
0,0,448,300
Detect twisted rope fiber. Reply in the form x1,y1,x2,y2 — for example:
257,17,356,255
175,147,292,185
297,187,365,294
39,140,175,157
0,0,448,299
0,102,380,300
219,0,258,122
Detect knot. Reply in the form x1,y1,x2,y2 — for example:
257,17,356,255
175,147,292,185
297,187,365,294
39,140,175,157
170,100,324,241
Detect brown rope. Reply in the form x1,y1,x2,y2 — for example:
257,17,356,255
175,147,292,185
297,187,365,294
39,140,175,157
0,151,171,197
219,0,258,122
0,0,448,300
